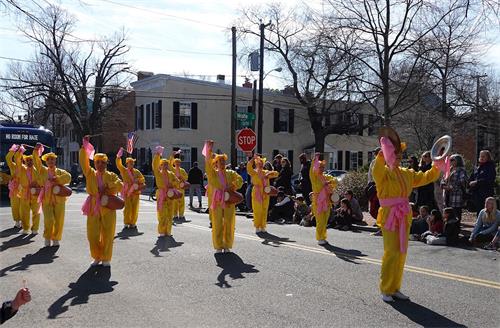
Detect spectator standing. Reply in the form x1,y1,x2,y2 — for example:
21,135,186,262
272,154,283,173
469,197,500,244
408,156,419,202
416,151,437,209
469,150,496,215
345,190,363,223
187,162,204,208
441,154,467,223
275,157,294,195
70,162,79,187
298,153,312,205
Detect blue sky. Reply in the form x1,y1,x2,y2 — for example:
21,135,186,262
0,0,498,91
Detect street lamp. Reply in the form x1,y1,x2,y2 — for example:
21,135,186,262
263,67,282,80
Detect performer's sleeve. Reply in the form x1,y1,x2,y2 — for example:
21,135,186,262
115,157,126,177
247,159,256,177
267,170,279,179
55,169,72,185
137,170,146,185
326,175,338,190
79,147,93,178
33,149,43,172
108,172,124,194
152,154,161,179
170,171,180,186
372,152,387,186
412,165,440,188
181,169,188,182
204,151,216,182
231,171,243,190
6,150,16,173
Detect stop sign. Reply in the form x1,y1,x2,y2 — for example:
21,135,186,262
237,128,257,152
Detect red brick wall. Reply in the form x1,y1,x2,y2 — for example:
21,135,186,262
101,91,135,154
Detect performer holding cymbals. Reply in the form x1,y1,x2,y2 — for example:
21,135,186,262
80,136,123,267
202,140,243,253
374,127,448,302
33,143,72,247
116,147,145,229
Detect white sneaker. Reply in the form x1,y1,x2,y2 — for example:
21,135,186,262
52,240,59,247
31,230,38,235
21,230,29,235
159,233,165,237
215,249,223,254
382,294,395,302
261,228,267,233
392,291,410,300
90,260,100,267
44,239,51,247
318,240,328,245
102,261,111,267
255,228,261,233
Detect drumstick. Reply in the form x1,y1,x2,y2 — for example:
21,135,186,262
22,278,27,289
21,143,51,149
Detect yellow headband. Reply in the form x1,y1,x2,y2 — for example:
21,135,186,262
42,152,57,162
212,153,228,165
125,157,136,164
93,153,108,162
23,155,33,161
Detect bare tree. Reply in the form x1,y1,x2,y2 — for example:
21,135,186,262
238,4,366,152
2,4,131,142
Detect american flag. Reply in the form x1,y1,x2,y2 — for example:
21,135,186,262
126,132,138,154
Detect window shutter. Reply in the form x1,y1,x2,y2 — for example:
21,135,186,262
247,105,252,113
287,150,294,170
151,102,155,129
288,108,294,133
345,151,351,170
157,100,162,128
146,104,151,130
139,105,144,130
337,150,343,170
273,108,280,132
173,101,180,129
191,147,197,166
358,114,364,136
191,102,198,129
358,151,363,168
134,106,138,131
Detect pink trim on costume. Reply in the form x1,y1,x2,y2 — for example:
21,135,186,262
380,137,397,169
211,170,227,210
379,197,410,254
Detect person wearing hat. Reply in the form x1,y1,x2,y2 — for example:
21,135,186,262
116,148,145,229
203,140,243,253
168,151,189,221
247,154,279,233
7,144,41,235
5,145,21,228
33,144,71,247
152,146,180,237
310,153,338,245
80,136,123,267
374,127,444,302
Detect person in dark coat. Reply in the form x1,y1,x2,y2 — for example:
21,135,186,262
469,150,496,215
275,157,294,196
299,153,312,205
187,162,204,208
416,151,437,210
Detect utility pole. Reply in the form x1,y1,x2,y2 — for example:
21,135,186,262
473,74,487,165
252,79,257,131
257,21,271,154
230,26,237,169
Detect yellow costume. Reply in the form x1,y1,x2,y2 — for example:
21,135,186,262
247,157,278,231
310,157,337,243
33,151,71,244
205,149,243,251
116,157,145,227
80,149,123,264
372,152,440,296
7,151,40,233
152,153,179,236
169,157,188,219
5,151,21,227
0,172,11,185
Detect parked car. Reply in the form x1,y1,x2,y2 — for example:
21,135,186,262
325,170,347,182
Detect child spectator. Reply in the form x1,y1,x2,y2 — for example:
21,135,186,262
425,207,461,246
293,196,312,225
410,205,430,240
332,198,354,231
345,190,363,223
269,190,294,223
420,209,444,241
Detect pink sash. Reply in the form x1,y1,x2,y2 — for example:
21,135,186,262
121,168,136,198
81,173,104,216
38,169,56,208
157,170,170,211
313,159,330,214
8,179,19,198
211,170,227,210
254,170,268,204
379,197,410,253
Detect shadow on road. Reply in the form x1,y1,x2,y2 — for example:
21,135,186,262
0,246,59,277
114,227,144,240
389,300,467,327
321,243,367,264
150,236,184,257
256,231,296,247
214,252,259,288
0,227,21,238
173,217,192,225
0,234,35,252
48,266,118,319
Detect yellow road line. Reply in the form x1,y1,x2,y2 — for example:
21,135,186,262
184,222,500,290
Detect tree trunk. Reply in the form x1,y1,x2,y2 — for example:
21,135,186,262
314,131,326,154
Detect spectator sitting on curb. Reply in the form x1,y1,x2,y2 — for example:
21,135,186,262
420,209,444,242
469,197,500,245
410,205,430,240
345,190,363,223
484,228,499,250
293,196,312,225
269,189,294,224
424,207,460,246
1,288,31,324
332,198,354,231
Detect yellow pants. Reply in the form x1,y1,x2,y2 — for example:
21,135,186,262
19,197,40,232
173,191,185,217
315,210,330,241
252,193,270,229
124,195,140,226
211,205,236,250
10,195,21,222
42,202,65,241
157,200,174,235
87,211,116,262
379,219,411,294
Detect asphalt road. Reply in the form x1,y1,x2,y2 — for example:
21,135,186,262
0,192,499,328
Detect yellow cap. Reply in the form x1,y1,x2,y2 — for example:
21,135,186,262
23,155,33,161
160,159,170,166
255,156,267,164
94,153,108,162
212,153,228,165
41,152,57,161
401,142,407,152
125,157,136,164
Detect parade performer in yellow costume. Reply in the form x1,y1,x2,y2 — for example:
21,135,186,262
152,146,179,237
5,144,21,228
203,140,243,253
247,154,278,233
373,128,444,302
116,148,145,229
33,144,71,247
168,152,188,221
7,145,41,235
80,136,123,267
310,153,337,245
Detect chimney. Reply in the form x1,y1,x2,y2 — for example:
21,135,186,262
137,71,154,81
216,74,225,84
